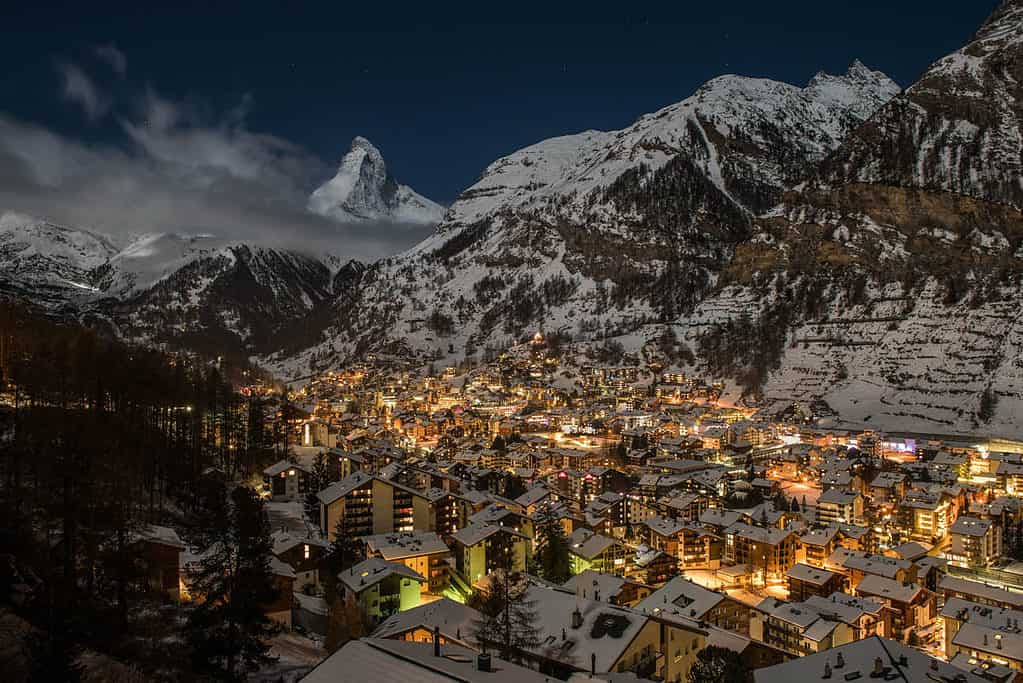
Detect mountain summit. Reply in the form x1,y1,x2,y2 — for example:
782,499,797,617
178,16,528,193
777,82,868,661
307,137,445,226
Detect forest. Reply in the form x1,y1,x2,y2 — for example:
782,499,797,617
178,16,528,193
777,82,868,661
0,303,288,681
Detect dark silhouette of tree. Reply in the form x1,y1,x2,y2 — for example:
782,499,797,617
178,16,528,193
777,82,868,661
304,451,331,527
187,486,280,679
470,570,540,664
687,645,751,683
533,510,572,584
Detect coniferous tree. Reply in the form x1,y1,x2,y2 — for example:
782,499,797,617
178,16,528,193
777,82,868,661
323,515,362,599
304,452,330,527
187,486,280,680
470,570,540,664
533,510,572,583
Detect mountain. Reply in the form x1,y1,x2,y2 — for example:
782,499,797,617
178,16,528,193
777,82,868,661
0,212,358,357
91,234,358,357
308,136,446,225
275,3,1023,439
820,0,1023,206
273,62,901,375
697,0,1023,437
0,212,118,309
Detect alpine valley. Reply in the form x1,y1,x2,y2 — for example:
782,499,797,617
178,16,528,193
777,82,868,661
6,1,1023,440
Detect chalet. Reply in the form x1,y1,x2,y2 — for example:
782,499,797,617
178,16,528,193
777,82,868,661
129,525,186,600
753,636,987,683
637,576,750,634
723,523,799,582
942,597,1023,674
450,524,529,586
339,558,425,623
854,574,935,641
267,556,296,627
271,531,328,593
562,570,652,607
567,528,627,576
370,597,480,648
948,516,1003,569
363,531,451,595
816,489,864,525
786,563,846,601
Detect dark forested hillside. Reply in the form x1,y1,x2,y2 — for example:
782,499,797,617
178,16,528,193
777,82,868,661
0,303,286,680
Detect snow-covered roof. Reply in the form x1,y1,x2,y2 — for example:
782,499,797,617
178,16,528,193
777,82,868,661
940,576,1023,609
568,529,620,560
363,531,450,560
753,636,986,683
786,563,839,586
854,574,922,604
339,558,425,593
131,524,185,550
635,576,723,621
302,638,550,683
951,516,993,537
371,598,480,644
317,471,375,504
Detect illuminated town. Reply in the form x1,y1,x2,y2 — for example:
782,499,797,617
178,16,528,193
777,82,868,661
228,331,1023,681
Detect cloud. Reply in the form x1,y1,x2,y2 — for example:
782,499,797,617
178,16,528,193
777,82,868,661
0,102,434,262
55,61,110,121
0,51,439,262
94,44,127,76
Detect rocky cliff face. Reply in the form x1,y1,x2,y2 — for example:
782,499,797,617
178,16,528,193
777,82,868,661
821,0,1023,206
308,136,446,225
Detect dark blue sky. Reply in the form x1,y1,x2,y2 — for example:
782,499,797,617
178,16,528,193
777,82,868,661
0,1,999,206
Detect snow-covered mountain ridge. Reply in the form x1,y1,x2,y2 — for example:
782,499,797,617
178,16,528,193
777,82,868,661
272,2,1023,439
0,212,356,356
274,61,902,377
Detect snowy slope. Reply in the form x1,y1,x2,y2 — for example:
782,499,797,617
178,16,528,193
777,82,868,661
308,137,446,225
0,211,354,356
0,211,118,306
431,61,900,241
271,63,900,378
822,0,1023,206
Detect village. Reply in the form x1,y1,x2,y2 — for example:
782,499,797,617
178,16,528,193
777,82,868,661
117,331,1023,682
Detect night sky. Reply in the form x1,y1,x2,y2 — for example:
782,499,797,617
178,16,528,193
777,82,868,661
0,0,999,257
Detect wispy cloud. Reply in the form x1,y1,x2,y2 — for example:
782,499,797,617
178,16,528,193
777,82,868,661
55,60,109,121
94,43,127,77
0,69,435,261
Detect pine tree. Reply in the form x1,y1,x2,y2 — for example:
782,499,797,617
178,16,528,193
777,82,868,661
304,451,330,527
533,510,572,583
323,515,362,599
187,486,280,680
470,570,540,664
324,592,369,653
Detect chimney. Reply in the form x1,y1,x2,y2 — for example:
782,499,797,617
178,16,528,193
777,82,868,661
433,625,440,657
873,658,884,677
477,653,491,673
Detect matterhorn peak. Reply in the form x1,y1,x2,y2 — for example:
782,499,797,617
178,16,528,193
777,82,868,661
308,136,445,226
